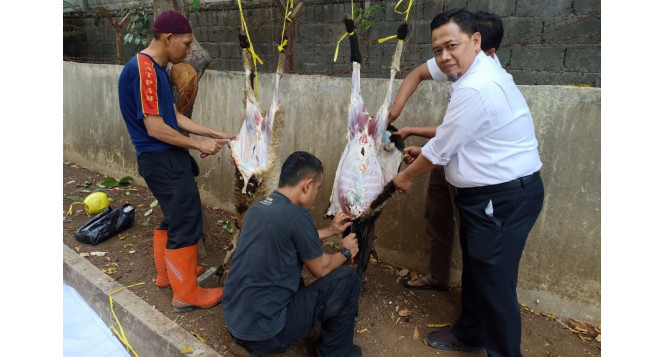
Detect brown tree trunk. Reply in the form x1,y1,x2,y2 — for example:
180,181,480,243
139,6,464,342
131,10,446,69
153,0,213,255
153,0,211,118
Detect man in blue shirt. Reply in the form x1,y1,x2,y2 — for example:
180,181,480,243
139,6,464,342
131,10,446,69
118,10,234,312
223,151,363,357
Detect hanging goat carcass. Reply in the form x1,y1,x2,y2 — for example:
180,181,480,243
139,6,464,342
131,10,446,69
221,33,287,270
326,18,409,275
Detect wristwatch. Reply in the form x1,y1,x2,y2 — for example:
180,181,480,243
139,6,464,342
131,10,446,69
339,248,352,263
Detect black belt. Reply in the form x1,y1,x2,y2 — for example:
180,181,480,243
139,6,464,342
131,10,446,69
454,171,541,197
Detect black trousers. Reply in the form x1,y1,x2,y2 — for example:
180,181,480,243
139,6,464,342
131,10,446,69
234,266,361,357
137,148,203,249
424,166,457,287
451,174,544,357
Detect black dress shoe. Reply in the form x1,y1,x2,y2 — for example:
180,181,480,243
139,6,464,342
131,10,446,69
426,329,486,353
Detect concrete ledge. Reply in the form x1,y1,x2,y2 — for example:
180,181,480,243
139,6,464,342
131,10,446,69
63,244,221,357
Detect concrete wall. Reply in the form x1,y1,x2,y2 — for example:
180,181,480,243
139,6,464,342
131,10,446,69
63,0,601,86
63,61,601,324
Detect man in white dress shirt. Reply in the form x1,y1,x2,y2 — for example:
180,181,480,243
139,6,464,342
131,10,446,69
391,11,505,293
393,8,544,357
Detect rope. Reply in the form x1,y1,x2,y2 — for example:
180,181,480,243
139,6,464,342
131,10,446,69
377,0,414,43
66,201,88,217
237,0,263,91
108,282,145,357
278,0,294,52
333,0,355,62
334,31,354,62
394,0,414,22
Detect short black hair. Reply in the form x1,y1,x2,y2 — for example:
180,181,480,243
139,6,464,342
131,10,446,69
430,8,478,37
278,151,323,188
475,11,503,51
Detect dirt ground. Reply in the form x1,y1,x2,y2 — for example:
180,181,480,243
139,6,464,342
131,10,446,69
62,161,601,356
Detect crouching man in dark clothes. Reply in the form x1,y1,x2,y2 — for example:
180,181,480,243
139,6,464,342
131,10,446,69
223,151,363,357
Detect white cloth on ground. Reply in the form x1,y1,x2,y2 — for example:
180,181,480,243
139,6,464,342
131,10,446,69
63,284,131,357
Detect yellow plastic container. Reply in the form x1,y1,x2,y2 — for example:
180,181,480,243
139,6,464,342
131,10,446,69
83,192,111,214
66,192,111,217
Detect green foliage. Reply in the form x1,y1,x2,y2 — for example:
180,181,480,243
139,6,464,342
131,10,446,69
97,176,134,189
122,8,151,47
353,4,381,33
217,219,234,234
192,0,200,16
63,1,78,10
78,180,92,188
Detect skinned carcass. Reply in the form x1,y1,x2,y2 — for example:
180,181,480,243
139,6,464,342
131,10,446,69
327,18,408,275
221,33,286,271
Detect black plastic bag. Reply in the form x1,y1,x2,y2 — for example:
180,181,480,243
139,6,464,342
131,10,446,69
75,204,135,245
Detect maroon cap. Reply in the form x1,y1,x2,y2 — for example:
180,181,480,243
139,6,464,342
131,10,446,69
152,10,192,34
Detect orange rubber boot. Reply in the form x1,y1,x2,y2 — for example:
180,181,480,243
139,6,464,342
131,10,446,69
153,229,204,290
165,244,223,313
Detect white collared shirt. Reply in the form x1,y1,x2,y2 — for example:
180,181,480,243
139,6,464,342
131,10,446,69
421,51,542,188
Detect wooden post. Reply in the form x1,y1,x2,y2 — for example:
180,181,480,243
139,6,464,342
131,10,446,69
274,1,305,73
99,7,130,65
286,2,304,72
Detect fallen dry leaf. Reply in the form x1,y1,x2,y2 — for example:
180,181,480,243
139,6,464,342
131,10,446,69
79,252,90,257
180,345,193,354
75,246,80,252
413,326,419,341
399,269,409,277
90,251,106,257
190,331,206,343
123,243,134,249
398,309,411,317
568,318,597,337
356,328,368,334
595,334,601,342
426,323,451,328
